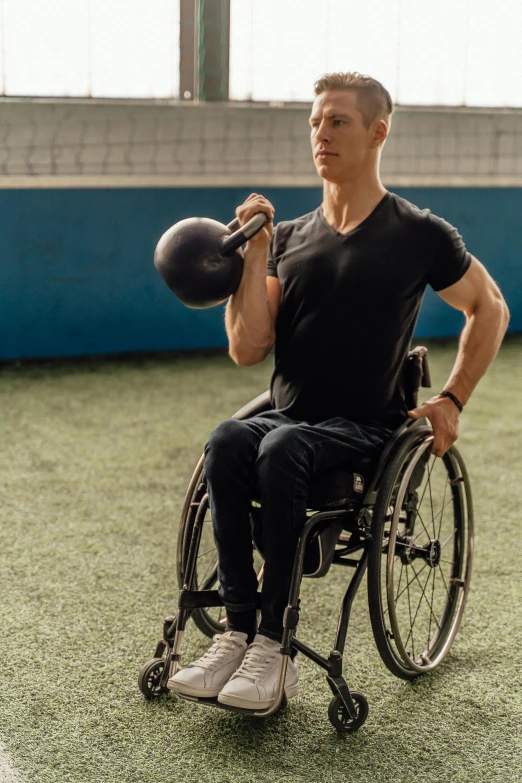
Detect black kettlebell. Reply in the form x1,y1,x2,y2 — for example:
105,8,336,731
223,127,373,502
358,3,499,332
154,212,268,309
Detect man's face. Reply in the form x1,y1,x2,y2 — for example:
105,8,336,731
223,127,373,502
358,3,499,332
309,90,381,183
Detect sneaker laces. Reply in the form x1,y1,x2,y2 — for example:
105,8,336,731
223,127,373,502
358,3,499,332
189,634,245,671
230,640,280,683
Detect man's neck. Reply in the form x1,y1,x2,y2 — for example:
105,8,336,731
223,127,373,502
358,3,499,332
321,175,388,235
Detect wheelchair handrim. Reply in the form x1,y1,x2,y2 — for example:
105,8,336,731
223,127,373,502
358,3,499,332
385,439,473,674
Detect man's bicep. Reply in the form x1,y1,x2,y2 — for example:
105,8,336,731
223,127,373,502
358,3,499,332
436,256,505,316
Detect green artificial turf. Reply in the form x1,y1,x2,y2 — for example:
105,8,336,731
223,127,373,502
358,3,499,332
0,338,521,783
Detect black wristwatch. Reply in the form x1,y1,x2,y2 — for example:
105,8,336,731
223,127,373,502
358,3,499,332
439,390,463,413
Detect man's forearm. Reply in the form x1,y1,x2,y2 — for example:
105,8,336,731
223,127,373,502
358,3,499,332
225,245,274,364
443,300,510,406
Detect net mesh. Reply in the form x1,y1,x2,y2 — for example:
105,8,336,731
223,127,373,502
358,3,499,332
0,98,521,185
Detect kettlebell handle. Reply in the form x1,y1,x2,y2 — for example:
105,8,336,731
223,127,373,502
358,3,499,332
226,217,241,231
222,212,269,256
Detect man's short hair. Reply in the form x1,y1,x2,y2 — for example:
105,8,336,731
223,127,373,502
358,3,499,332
313,72,393,129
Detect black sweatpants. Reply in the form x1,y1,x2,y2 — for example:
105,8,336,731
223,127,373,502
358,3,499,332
203,410,392,642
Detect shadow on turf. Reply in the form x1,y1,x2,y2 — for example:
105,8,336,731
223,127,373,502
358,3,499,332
142,654,473,738
146,687,376,749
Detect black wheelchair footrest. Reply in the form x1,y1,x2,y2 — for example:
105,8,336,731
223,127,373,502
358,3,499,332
179,589,263,611
175,692,265,715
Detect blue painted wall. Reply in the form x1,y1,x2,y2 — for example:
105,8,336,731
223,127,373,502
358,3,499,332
1,187,520,360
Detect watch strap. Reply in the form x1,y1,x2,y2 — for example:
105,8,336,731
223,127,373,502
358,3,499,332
439,390,463,413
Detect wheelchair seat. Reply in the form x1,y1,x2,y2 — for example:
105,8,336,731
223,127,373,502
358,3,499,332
250,453,376,510
249,453,378,578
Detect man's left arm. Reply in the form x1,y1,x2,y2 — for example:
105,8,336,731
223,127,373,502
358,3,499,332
408,256,510,457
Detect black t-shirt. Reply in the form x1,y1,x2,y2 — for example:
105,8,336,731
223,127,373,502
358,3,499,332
266,191,472,429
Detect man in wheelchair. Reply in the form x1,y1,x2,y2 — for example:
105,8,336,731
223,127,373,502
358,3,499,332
167,72,509,713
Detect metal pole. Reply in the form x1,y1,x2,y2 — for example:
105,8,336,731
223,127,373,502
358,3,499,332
199,0,230,102
180,0,230,102
179,0,199,100
0,0,6,96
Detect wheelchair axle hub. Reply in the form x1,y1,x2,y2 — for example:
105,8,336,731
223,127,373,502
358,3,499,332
396,535,441,567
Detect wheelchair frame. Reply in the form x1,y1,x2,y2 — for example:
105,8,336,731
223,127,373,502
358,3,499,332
139,347,473,733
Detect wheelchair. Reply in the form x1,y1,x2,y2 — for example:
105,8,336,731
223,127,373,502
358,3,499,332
139,346,473,733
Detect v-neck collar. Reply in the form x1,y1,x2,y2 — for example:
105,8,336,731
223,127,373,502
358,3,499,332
318,191,391,239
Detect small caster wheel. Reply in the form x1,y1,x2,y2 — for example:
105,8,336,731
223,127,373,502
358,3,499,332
328,691,369,733
138,658,168,700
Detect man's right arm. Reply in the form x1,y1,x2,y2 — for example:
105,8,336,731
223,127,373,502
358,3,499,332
226,245,277,366
225,193,278,366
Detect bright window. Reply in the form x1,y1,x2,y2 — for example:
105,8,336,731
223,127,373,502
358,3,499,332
0,0,179,98
1,0,520,105
229,0,522,107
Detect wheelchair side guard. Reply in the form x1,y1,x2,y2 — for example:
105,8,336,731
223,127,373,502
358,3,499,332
252,510,348,579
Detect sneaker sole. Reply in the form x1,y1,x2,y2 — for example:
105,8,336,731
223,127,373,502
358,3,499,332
217,682,298,710
167,679,222,698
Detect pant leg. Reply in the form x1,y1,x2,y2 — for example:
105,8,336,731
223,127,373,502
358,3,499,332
255,417,393,642
202,410,298,615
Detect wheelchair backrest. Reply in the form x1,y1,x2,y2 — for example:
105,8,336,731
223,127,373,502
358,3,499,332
404,345,431,411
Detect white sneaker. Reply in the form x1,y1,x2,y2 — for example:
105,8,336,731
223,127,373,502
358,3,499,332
167,631,248,698
217,634,298,710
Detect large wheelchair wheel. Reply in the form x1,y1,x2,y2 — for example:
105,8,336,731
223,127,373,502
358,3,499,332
177,457,227,637
177,456,263,638
367,425,473,680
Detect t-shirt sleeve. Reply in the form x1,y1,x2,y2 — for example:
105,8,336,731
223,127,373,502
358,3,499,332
424,214,473,292
266,231,279,277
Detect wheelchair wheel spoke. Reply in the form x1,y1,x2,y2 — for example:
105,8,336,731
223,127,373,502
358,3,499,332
406,573,415,659
428,568,436,649
199,554,217,584
410,562,441,629
394,561,429,604
414,459,432,514
427,459,437,539
197,546,216,560
414,497,454,545
437,472,450,541
402,562,443,656
436,563,451,600
413,506,432,543
430,497,454,535
440,530,455,550
415,455,437,535
403,564,435,651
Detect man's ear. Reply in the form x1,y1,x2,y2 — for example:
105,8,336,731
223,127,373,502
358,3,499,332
370,119,388,148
